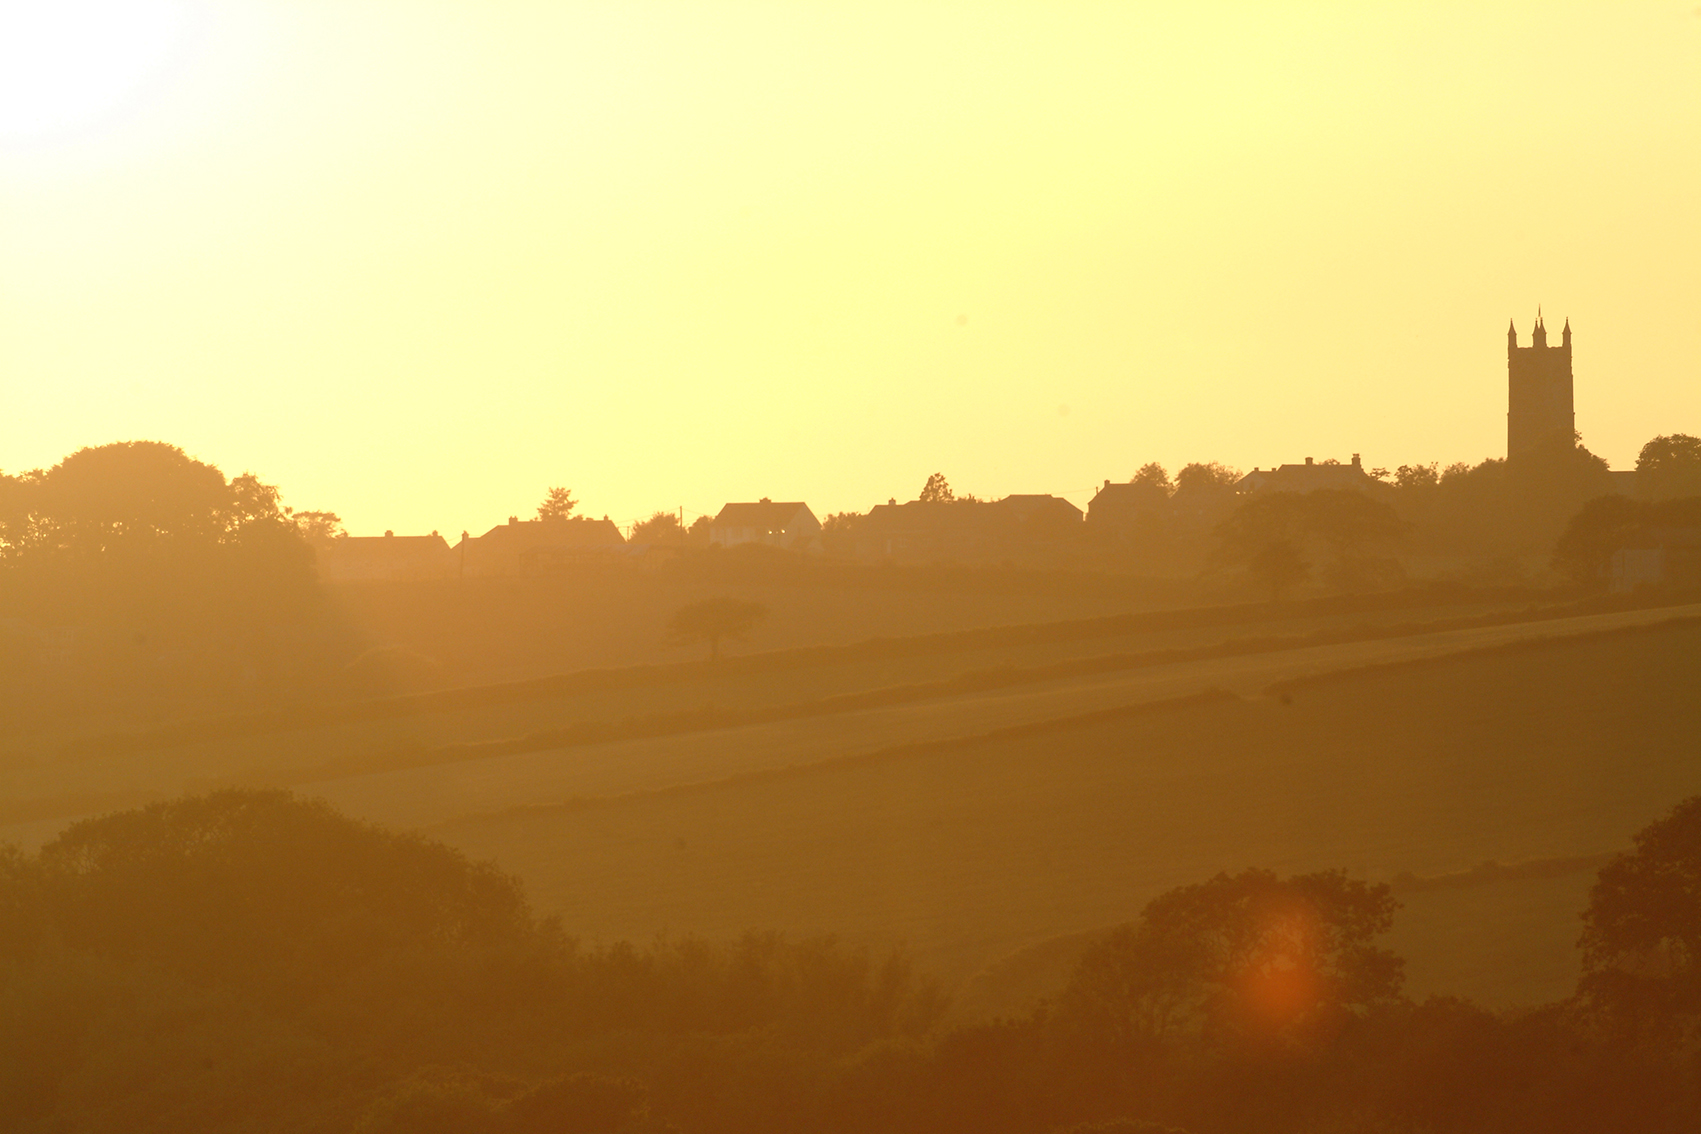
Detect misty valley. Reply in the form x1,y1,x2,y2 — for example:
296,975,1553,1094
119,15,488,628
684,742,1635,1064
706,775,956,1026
5,5,1699,1130
2,426,1700,1134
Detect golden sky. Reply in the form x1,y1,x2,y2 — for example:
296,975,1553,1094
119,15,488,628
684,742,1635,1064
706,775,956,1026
3,1,1698,537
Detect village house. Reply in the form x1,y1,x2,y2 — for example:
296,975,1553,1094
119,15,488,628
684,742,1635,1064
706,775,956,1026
854,494,1081,564
709,500,821,551
453,515,626,576
1234,454,1378,496
316,532,455,582
1086,479,1171,527
1610,526,1701,594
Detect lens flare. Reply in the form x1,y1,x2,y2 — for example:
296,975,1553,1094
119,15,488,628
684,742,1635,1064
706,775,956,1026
1232,903,1326,1032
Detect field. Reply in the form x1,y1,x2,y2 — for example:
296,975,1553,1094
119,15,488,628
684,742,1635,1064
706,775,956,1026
2,577,1696,1019
422,615,1701,1012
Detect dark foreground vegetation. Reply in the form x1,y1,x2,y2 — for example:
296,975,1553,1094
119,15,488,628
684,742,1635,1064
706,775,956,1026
4,441,1698,1131
3,789,1699,1134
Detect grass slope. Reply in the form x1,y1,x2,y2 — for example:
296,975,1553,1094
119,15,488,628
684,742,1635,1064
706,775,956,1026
0,591,1587,833
434,619,1701,1013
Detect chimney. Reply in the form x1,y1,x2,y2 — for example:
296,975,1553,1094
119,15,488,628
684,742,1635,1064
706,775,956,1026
1103,479,1110,489
508,516,519,525
1351,453,1361,468
1305,457,1314,466
384,530,393,537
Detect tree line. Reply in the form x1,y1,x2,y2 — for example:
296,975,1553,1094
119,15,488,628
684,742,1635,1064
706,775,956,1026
0,442,351,701
4,434,1695,707
3,788,1699,1133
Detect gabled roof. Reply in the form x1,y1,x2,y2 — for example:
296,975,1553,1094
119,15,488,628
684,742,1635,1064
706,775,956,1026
999,494,1083,522
323,534,451,562
1236,458,1374,495
1090,481,1170,506
712,501,812,529
472,517,625,547
860,499,1011,534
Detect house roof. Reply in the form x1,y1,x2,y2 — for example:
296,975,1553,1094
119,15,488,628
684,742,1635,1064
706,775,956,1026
320,534,451,562
1089,481,1170,507
1236,458,1374,495
860,499,1015,534
712,501,813,529
998,494,1083,522
470,517,625,547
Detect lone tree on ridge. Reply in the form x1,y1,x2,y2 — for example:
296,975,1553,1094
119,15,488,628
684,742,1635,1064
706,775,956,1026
665,597,766,662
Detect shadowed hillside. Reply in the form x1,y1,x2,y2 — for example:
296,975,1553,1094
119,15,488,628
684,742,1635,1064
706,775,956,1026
428,617,1701,1010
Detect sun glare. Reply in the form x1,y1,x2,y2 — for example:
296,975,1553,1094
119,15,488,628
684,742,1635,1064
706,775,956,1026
0,0,191,143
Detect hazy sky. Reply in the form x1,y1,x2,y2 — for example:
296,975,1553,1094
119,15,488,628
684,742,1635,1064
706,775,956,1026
3,2,1698,538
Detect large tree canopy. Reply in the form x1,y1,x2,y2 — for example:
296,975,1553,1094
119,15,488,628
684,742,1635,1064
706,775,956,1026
1055,869,1403,1053
1,441,286,559
1213,490,1405,597
664,596,766,661
1578,796,1701,1032
21,790,536,992
0,441,344,699
1636,434,1701,501
1552,495,1701,587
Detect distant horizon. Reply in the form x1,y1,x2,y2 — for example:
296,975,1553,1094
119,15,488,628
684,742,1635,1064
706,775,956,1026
3,302,1686,543
4,3,1696,539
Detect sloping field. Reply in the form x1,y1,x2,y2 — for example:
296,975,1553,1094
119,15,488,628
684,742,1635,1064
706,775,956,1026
0,601,1686,842
428,617,1701,1014
304,603,1697,829
0,591,1588,834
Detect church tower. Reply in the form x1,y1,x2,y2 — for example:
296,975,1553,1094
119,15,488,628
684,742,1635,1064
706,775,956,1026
1506,311,1574,459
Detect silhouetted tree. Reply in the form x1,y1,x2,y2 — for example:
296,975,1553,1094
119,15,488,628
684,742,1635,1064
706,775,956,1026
1131,463,1173,495
538,486,577,521
0,789,959,1134
665,597,766,661
1578,796,1701,1033
1247,539,1310,600
1173,462,1240,492
1055,869,1402,1055
631,510,685,544
1393,462,1440,490
1552,495,1645,586
289,509,346,547
1303,488,1407,561
0,442,338,694
1214,490,1402,597
1636,434,1701,501
1553,495,1701,588
820,511,862,559
24,790,535,989
919,473,954,503
2,441,263,558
